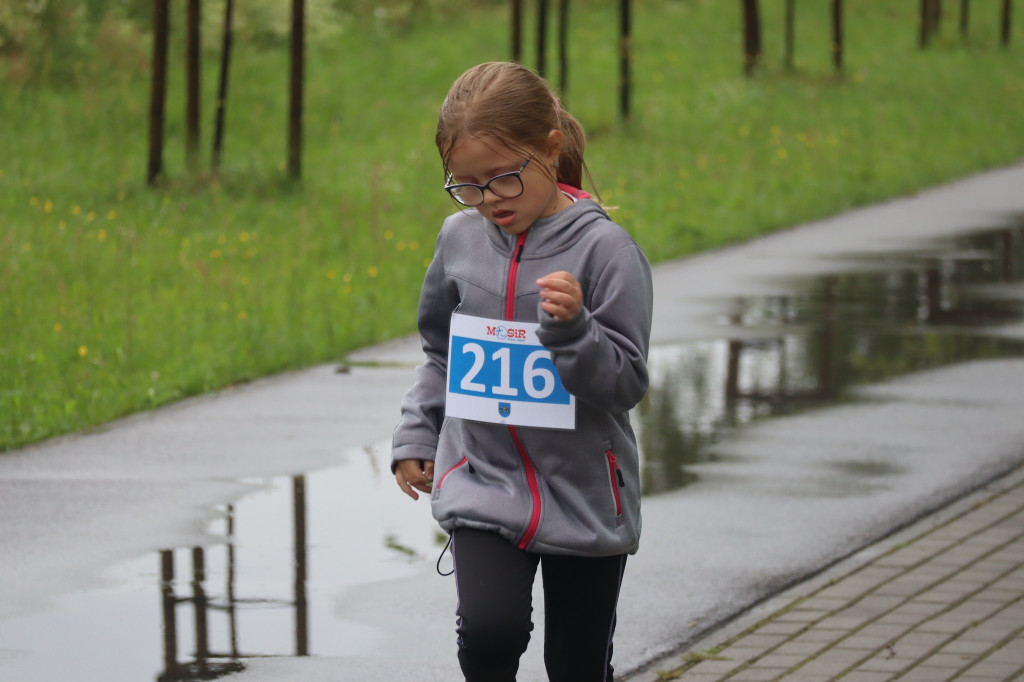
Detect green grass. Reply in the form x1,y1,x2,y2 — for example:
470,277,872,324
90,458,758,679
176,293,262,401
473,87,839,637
2,1,1023,451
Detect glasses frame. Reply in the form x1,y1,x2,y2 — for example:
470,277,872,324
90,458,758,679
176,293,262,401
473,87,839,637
443,150,536,207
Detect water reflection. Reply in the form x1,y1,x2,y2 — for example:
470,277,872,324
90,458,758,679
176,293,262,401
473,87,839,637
638,220,1024,494
156,477,309,680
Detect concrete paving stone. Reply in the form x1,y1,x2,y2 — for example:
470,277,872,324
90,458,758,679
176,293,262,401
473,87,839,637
757,621,806,636
892,665,957,682
921,652,982,669
812,614,871,631
668,672,724,682
890,600,946,618
771,640,828,657
842,595,899,618
714,646,768,663
839,671,896,682
962,661,1024,678
686,657,748,674
874,548,934,568
787,628,848,644
752,653,804,669
734,634,792,649
772,609,825,625
727,668,780,682
916,616,972,634
832,633,897,651
986,639,1024,664
939,638,997,656
852,621,914,640
795,596,849,612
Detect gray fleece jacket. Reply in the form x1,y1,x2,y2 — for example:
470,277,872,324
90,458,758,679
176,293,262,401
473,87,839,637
391,198,653,556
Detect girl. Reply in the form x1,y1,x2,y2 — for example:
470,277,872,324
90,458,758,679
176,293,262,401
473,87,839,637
392,62,653,681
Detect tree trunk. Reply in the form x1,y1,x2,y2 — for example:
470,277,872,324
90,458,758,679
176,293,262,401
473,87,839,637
288,0,304,180
185,0,201,172
147,0,170,186
742,0,762,76
1002,0,1013,46
619,0,632,119
558,0,569,100
212,0,233,170
536,0,549,78
511,0,523,62
784,0,795,71
960,0,970,38
831,0,843,72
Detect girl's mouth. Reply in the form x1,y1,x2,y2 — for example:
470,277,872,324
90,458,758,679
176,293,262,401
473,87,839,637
492,209,516,228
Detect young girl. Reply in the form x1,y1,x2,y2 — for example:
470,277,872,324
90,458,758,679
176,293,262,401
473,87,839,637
392,61,653,681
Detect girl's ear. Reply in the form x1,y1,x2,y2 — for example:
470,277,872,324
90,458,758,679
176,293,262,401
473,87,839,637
543,129,564,166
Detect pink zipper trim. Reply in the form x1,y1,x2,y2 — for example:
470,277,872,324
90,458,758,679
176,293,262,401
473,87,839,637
511,426,542,549
505,231,542,549
436,456,468,492
606,450,623,517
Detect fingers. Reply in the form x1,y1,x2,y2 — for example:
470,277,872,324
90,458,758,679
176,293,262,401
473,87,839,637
537,271,582,321
395,459,433,501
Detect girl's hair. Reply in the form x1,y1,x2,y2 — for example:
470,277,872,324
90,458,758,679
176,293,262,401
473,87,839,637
436,62,590,191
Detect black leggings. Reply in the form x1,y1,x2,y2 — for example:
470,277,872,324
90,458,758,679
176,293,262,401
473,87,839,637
451,528,627,682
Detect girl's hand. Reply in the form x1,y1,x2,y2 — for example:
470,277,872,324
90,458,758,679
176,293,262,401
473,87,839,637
395,459,434,500
537,271,582,321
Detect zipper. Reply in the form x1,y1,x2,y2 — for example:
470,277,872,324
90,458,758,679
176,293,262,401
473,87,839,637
505,231,541,550
605,450,624,517
436,456,468,492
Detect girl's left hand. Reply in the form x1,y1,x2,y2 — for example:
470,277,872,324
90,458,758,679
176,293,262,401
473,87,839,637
537,271,582,321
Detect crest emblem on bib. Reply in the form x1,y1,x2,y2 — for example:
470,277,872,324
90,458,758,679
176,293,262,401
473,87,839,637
498,402,511,418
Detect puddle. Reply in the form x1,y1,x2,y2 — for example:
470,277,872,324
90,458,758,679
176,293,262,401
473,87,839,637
1,220,1022,680
637,218,1024,495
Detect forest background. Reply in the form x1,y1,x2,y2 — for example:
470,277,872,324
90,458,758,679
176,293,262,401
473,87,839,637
1,0,1022,451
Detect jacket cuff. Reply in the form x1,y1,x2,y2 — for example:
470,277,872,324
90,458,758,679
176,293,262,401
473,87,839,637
390,443,437,474
536,304,589,347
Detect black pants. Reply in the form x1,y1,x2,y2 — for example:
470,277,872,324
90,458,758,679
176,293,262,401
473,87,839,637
451,528,627,682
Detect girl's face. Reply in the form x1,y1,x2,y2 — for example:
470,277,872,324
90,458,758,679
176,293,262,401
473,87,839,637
445,134,570,235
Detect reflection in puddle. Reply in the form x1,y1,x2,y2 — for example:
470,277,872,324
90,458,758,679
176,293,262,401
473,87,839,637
637,220,1024,495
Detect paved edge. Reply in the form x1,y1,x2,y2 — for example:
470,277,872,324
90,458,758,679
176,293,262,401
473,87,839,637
624,462,1024,681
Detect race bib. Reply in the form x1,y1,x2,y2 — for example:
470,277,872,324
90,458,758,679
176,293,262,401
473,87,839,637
446,313,575,430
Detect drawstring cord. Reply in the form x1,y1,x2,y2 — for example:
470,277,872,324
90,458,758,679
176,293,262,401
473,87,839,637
436,533,454,576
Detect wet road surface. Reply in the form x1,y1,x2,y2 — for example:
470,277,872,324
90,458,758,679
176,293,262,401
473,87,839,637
1,162,1023,681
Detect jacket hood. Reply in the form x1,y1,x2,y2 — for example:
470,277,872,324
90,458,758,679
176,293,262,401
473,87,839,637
479,198,612,259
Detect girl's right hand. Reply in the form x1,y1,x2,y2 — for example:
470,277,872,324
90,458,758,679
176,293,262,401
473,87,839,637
395,459,434,500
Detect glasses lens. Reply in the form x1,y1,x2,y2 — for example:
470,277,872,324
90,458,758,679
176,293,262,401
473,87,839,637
450,185,484,206
489,173,524,199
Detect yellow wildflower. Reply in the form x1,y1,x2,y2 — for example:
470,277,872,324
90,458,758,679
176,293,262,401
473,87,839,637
78,346,88,357
368,266,379,278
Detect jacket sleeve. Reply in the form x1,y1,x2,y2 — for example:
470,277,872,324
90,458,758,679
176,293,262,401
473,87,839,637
391,229,459,471
536,241,653,414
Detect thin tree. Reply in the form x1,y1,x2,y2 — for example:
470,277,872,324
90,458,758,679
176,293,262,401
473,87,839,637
831,0,843,72
558,0,570,101
619,0,632,119
185,0,201,172
212,0,234,171
537,0,550,78
288,0,304,180
960,0,970,38
147,0,170,186
784,0,796,71
742,0,762,76
511,0,523,62
1002,0,1013,46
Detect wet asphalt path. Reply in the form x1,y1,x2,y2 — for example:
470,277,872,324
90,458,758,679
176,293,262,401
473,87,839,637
0,161,1023,681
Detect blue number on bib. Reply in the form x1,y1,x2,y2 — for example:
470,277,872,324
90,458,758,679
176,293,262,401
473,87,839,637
448,336,571,405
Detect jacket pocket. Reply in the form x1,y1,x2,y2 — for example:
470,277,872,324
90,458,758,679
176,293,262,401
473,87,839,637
436,456,469,494
605,449,624,518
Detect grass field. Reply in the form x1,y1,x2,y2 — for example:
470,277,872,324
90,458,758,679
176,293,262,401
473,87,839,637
2,1,1023,451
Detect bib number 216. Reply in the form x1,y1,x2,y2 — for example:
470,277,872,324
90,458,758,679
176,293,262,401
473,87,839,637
446,313,575,430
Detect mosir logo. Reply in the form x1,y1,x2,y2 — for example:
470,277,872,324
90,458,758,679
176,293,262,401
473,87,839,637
486,325,528,342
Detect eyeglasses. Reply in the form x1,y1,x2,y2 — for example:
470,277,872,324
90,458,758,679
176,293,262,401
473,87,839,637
443,151,535,207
